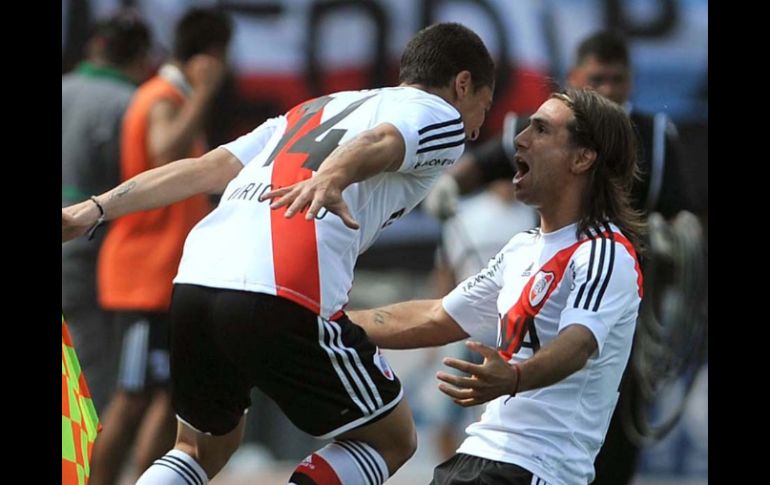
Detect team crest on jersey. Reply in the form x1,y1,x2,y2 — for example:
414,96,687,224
373,348,394,380
529,271,555,307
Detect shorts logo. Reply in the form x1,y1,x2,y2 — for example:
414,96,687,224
373,348,394,381
299,455,315,470
529,271,555,307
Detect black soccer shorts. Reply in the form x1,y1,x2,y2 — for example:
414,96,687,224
432,454,549,485
169,284,403,437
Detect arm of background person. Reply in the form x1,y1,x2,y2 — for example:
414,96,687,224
147,55,226,166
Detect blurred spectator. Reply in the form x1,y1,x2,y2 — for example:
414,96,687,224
89,8,232,485
62,10,151,415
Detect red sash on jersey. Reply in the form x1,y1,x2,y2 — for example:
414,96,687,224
498,229,641,360
270,100,326,313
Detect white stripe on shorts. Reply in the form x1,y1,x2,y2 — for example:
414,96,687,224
325,318,383,409
317,317,371,415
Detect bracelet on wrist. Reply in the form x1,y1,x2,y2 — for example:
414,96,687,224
86,196,106,241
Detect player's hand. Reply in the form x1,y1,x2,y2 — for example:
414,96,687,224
260,174,360,229
436,340,519,407
422,173,459,221
62,201,99,242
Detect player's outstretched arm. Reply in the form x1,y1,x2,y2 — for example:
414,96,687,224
348,299,468,349
62,147,242,242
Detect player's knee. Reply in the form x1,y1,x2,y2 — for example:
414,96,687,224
175,438,239,478
382,423,417,472
397,424,418,466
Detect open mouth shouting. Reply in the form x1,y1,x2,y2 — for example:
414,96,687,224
513,155,530,184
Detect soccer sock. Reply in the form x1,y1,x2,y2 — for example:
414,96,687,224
136,449,208,485
288,440,389,485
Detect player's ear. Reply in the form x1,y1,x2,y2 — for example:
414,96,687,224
453,70,473,101
571,147,596,174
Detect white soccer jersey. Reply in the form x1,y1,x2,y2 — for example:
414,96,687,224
174,87,465,318
442,222,643,485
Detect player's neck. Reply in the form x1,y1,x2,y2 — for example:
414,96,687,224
538,196,582,234
399,82,454,106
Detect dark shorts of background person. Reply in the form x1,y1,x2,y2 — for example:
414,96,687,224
170,284,403,437
432,453,550,485
115,310,171,392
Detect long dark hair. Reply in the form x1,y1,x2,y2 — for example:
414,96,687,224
552,88,646,252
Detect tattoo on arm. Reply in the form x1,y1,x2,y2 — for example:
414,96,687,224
374,310,393,326
110,181,136,200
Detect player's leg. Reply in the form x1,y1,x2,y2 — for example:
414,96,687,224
133,389,177,478
258,310,416,484
136,417,246,484
138,284,255,483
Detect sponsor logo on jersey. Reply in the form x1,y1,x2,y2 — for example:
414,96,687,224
413,158,453,169
529,271,555,307
521,262,533,277
463,252,504,292
373,348,394,380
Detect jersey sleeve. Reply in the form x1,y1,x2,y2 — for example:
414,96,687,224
378,95,465,174
559,237,641,355
220,115,284,166
441,246,507,346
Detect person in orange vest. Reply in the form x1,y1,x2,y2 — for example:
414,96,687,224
89,8,231,485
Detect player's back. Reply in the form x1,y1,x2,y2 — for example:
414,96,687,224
175,86,466,318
